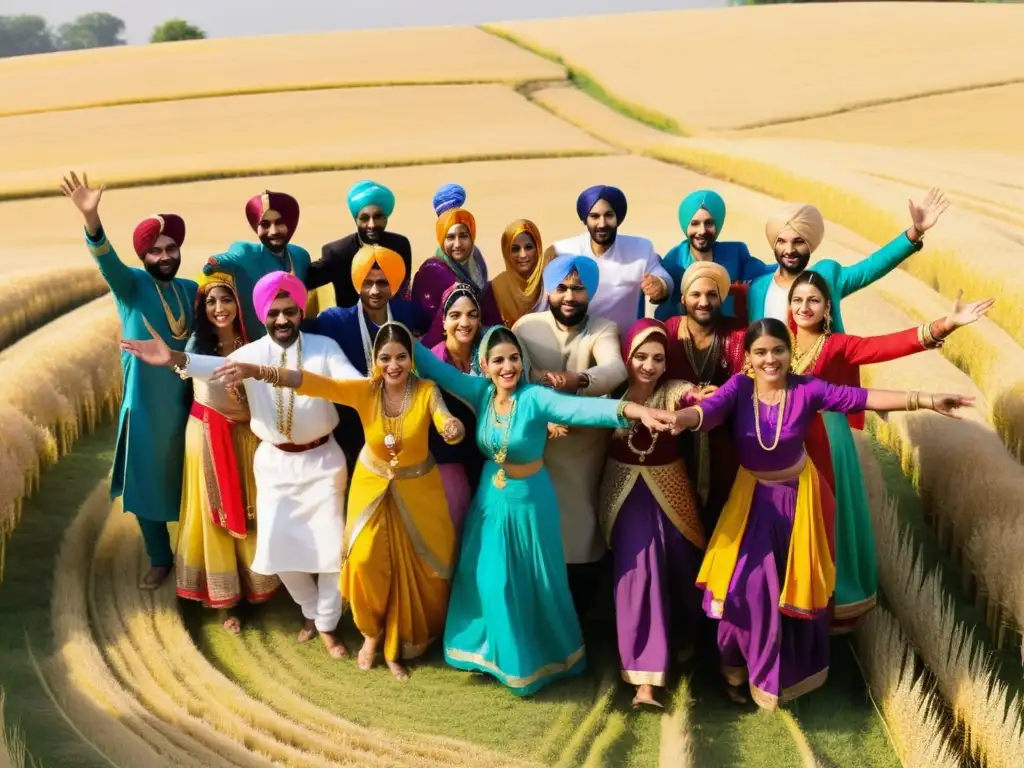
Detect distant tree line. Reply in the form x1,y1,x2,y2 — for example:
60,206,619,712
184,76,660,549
0,13,205,58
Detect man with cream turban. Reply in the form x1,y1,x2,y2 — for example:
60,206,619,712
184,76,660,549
513,254,628,617
308,180,413,310
305,244,426,467
545,185,672,330
61,170,197,590
748,188,949,329
663,262,749,532
205,190,313,341
656,189,773,321
126,270,364,659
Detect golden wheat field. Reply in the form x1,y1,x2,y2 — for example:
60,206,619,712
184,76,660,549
2,3,1024,766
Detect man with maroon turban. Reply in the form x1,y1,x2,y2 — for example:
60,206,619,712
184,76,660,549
205,190,312,341
60,170,198,590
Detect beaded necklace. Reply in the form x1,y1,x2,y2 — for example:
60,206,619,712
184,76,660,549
487,394,517,489
273,334,302,440
381,379,413,474
753,381,786,452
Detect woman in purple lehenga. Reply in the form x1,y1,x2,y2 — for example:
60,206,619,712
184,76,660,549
670,318,972,710
600,319,706,710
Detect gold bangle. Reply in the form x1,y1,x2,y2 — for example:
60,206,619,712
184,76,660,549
691,405,705,431
913,391,922,411
616,399,629,421
907,390,919,412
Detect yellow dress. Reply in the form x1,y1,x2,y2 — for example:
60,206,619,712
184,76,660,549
176,377,280,607
296,372,457,661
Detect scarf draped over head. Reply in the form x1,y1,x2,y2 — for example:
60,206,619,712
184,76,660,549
682,261,731,300
441,282,480,316
543,253,600,299
678,190,726,235
765,203,825,254
477,325,532,386
195,271,249,344
133,213,185,257
433,183,467,217
621,318,668,365
435,208,476,246
347,180,395,220
253,271,307,323
576,185,627,224
245,190,300,236
351,243,406,294
490,219,549,325
435,207,485,291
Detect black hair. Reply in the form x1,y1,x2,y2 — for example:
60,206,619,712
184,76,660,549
787,270,833,306
373,323,414,358
483,327,523,359
191,284,245,356
743,318,792,353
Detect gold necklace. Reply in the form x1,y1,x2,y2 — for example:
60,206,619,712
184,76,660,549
274,334,302,440
683,332,719,386
488,394,517,489
790,330,828,375
621,388,658,463
151,276,189,341
381,379,413,474
753,381,786,452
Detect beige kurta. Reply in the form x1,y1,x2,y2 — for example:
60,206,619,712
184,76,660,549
512,312,628,564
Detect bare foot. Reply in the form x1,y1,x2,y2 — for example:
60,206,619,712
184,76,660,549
138,565,171,590
320,631,348,660
223,616,242,635
631,684,663,710
297,619,318,644
358,636,378,671
725,683,748,705
386,660,410,682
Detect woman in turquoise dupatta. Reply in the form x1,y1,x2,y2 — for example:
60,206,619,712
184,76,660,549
414,327,675,696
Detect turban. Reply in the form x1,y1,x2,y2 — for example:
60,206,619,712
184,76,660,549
543,254,600,298
678,190,726,235
132,214,185,257
435,208,476,247
433,183,466,217
245,191,300,236
681,261,731,300
441,282,481,315
765,204,825,254
347,180,395,219
621,318,669,364
576,185,627,223
252,271,308,323
351,243,406,294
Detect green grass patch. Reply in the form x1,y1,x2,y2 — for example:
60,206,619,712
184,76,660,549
479,25,687,136
0,425,116,768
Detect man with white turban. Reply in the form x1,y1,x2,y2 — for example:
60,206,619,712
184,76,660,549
749,188,949,329
122,271,363,660
544,185,673,330
308,180,413,309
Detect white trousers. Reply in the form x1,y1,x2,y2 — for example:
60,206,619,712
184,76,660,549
277,571,342,632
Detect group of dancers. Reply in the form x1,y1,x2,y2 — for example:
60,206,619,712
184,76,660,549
58,169,991,710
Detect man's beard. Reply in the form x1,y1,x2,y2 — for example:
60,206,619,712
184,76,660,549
259,234,289,254
144,259,180,281
359,226,383,244
686,305,721,328
775,251,811,276
550,301,588,328
689,234,714,253
588,224,617,247
266,322,300,347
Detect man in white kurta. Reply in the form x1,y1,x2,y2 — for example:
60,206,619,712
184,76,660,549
513,254,627,618
543,185,673,329
180,272,362,654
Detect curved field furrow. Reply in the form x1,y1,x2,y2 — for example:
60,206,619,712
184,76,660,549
0,267,108,352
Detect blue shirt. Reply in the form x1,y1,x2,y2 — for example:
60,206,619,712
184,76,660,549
655,240,773,321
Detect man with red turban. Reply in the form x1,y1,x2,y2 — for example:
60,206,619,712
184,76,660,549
544,185,672,331
205,190,312,341
60,170,198,590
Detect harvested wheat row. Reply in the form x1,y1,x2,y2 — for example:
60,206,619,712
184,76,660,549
854,434,1024,768
0,691,27,768
0,267,108,351
853,608,962,768
658,683,694,768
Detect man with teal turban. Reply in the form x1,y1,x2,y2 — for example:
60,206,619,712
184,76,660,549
654,189,772,321
307,179,412,308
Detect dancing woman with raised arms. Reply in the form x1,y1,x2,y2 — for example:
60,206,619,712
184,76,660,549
413,327,677,696
669,318,972,709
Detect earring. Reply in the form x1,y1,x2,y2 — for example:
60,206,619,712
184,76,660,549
744,359,755,378
824,311,833,334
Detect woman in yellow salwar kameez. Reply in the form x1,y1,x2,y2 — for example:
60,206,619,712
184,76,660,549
274,321,465,680
177,272,279,633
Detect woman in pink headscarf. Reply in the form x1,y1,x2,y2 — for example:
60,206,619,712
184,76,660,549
599,319,706,710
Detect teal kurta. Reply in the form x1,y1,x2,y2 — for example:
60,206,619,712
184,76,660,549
86,229,197,522
747,232,922,332
206,241,311,341
414,343,628,696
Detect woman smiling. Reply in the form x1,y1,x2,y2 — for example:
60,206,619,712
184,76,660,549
485,219,550,328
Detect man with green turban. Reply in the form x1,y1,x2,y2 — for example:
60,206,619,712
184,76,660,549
655,189,772,321
307,179,413,308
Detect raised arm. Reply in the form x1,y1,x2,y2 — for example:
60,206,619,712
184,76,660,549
412,340,489,411
204,242,249,277
293,370,370,410
61,171,136,299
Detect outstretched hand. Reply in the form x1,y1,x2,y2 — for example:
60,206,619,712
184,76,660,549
946,290,995,330
928,393,975,419
638,406,677,433
442,417,465,445
211,360,258,388
60,170,104,216
547,423,569,440
908,187,950,233
119,316,172,367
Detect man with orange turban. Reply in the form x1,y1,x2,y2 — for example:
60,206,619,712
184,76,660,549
205,190,312,341
307,180,414,309
304,244,427,467
748,188,949,330
60,170,198,590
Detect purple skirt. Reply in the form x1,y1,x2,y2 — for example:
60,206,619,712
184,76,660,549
612,480,703,687
705,479,830,709
437,463,471,541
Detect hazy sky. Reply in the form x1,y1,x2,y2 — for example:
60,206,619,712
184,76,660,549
4,0,726,44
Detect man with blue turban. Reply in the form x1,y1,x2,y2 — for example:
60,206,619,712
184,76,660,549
513,253,628,619
655,189,773,321
545,185,672,331
306,179,413,309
